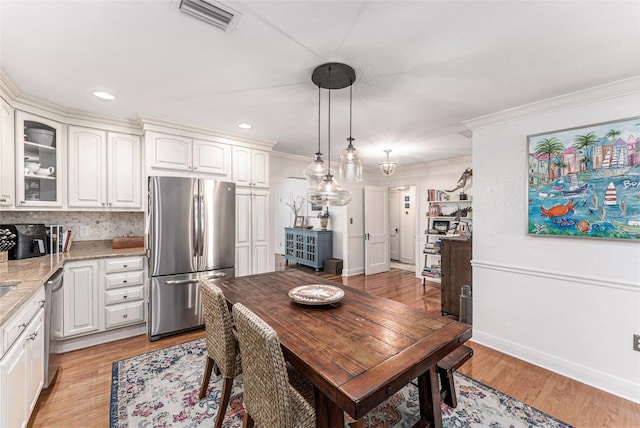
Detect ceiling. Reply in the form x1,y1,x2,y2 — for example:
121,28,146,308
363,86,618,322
1,1,638,169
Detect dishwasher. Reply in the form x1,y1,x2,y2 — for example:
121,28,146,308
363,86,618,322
44,268,63,389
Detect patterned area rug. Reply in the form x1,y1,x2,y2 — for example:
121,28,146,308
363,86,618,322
110,338,573,428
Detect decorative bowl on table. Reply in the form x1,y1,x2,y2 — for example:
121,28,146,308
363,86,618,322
288,284,344,306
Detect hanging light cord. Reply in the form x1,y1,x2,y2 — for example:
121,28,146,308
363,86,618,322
316,84,321,157
348,83,354,148
327,67,332,177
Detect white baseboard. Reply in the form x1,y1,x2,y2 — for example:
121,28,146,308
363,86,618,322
59,323,147,353
472,329,640,404
343,267,364,277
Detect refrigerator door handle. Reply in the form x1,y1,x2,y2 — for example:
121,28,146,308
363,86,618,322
192,189,199,258
199,190,205,257
205,272,227,280
165,279,200,286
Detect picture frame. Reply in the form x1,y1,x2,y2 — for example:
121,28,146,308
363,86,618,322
310,202,322,212
432,220,450,233
294,216,305,228
527,116,640,241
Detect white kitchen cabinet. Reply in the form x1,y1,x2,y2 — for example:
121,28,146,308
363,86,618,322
102,256,146,330
67,126,141,209
63,260,100,337
147,131,232,179
236,189,270,277
0,98,14,207
15,111,65,208
0,286,45,428
232,146,269,188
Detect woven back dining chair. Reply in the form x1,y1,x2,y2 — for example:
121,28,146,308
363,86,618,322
199,280,243,428
232,303,316,428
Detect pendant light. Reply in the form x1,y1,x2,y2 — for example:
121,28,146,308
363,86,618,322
338,83,363,183
303,85,329,185
379,149,397,176
306,63,353,207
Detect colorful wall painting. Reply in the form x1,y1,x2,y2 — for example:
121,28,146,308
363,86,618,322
527,117,640,241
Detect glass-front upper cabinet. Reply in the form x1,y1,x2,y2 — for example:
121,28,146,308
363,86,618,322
15,111,64,208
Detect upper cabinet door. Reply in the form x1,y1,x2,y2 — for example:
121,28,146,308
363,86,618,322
67,126,107,208
192,139,231,178
148,132,192,171
252,150,269,188
0,99,14,207
68,127,141,210
232,147,269,188
232,146,252,186
15,111,65,208
108,133,141,209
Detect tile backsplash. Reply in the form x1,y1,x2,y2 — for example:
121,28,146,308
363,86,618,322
0,211,145,241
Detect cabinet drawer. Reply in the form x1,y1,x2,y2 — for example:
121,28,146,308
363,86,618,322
104,301,144,329
1,287,45,355
104,286,144,305
104,257,144,273
104,271,144,289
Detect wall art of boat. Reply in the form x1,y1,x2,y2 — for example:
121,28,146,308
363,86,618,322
604,181,617,206
596,166,632,178
561,174,589,196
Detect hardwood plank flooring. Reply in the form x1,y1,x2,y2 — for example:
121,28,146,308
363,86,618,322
28,259,640,427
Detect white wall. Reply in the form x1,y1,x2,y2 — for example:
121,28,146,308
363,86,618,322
466,77,640,403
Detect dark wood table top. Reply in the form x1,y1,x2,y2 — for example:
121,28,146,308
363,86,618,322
217,270,472,423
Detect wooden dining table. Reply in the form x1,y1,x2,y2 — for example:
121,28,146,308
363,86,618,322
217,269,472,428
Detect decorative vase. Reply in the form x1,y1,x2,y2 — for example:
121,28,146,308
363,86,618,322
320,217,329,230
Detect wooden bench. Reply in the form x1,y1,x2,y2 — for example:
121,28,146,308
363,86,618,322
437,345,474,408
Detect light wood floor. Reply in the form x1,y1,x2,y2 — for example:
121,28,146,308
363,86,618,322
29,259,640,427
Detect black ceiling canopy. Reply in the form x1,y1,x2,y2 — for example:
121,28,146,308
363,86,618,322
311,63,356,89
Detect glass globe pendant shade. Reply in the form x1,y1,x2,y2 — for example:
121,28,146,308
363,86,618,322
303,153,329,186
378,149,397,176
379,162,397,176
306,174,352,206
338,140,363,182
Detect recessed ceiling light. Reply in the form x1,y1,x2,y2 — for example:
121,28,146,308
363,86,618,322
238,122,252,129
92,91,116,100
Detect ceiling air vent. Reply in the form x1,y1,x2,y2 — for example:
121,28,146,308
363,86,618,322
177,0,241,32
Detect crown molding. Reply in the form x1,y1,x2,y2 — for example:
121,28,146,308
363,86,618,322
0,68,140,132
464,76,640,130
271,150,313,163
138,114,276,150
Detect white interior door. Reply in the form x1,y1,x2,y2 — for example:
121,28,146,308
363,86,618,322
364,186,389,275
389,190,400,261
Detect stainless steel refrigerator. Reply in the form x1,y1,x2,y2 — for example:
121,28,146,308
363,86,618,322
147,176,235,341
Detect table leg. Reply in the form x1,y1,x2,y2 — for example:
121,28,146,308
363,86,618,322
417,366,442,428
314,386,345,428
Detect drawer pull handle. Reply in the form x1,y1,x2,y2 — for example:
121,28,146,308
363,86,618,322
123,280,127,283
123,295,128,299
123,314,128,318
28,332,38,340
18,322,28,329
123,264,128,268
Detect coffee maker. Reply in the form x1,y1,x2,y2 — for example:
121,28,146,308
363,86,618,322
0,224,49,260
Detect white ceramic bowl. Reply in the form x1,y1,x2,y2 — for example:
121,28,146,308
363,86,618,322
25,161,41,172
35,167,54,176
25,128,55,146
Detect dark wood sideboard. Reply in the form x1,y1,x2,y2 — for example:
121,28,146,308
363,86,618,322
440,238,472,318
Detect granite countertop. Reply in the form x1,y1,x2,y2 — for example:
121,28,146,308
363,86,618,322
0,240,146,325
